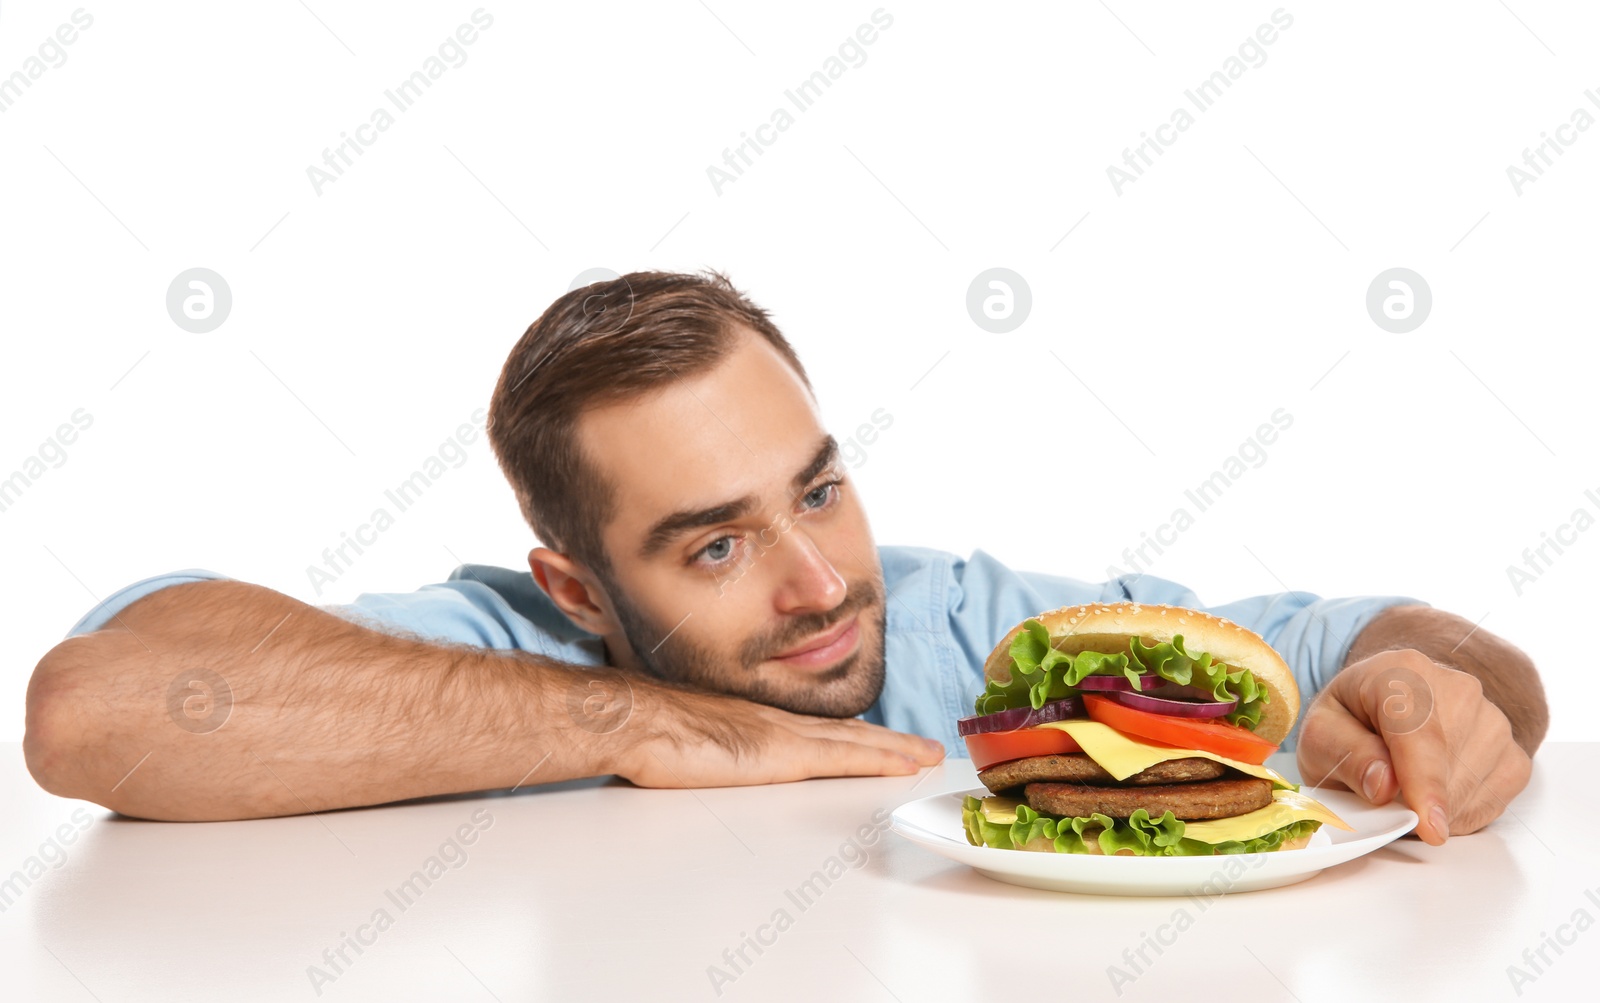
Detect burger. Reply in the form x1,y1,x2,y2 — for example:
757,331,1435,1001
960,602,1352,855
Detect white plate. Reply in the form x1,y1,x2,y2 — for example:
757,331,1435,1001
891,786,1417,896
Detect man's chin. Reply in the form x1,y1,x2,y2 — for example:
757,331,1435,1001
747,614,887,718
753,649,882,717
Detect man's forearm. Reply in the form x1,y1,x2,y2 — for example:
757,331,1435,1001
24,580,637,821
1343,604,1549,756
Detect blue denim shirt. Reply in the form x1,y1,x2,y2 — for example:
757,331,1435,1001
65,546,1426,754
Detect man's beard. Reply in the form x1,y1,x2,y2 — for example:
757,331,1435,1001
605,574,888,717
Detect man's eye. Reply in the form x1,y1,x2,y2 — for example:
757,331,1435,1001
697,536,736,564
802,479,841,510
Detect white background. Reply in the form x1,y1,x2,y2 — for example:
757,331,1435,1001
2,1,1595,743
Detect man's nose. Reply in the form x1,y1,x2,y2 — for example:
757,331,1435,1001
770,528,847,614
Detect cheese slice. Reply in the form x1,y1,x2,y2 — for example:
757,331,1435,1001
978,796,1024,825
1182,788,1354,840
1036,719,1293,788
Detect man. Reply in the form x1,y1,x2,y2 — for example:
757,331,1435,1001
25,272,1546,845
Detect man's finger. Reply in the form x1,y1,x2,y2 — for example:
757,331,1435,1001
1296,696,1396,803
806,716,946,765
1448,744,1531,835
1362,664,1453,845
802,737,920,780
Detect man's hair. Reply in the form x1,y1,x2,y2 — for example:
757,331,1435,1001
487,270,811,576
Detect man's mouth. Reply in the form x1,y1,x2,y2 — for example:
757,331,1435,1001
768,612,861,670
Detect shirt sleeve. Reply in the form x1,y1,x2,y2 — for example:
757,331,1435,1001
322,573,604,667
949,550,1429,752
63,566,605,669
65,569,233,636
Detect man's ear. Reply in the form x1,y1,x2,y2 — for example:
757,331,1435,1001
528,546,616,636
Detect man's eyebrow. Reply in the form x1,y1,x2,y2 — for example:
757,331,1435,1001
639,496,758,560
637,436,840,561
791,435,839,495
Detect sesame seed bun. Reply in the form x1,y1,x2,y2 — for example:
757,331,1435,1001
983,602,1300,745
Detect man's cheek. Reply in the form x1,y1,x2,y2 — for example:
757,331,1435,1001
707,601,774,671
828,497,879,569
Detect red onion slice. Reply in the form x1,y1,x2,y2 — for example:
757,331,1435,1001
956,697,1086,736
1075,674,1207,694
1139,680,1222,702
1104,689,1238,718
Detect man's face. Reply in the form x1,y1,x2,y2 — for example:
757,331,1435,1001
574,329,887,717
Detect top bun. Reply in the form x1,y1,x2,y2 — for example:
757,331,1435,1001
984,602,1300,746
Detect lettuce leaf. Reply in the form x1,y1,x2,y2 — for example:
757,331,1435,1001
1129,634,1269,730
973,619,1269,730
963,797,1016,849
961,796,1318,856
973,620,1131,714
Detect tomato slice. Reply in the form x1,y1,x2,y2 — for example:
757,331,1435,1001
1082,694,1278,765
963,728,1083,771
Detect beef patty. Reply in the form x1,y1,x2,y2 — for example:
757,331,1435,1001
979,753,1226,794
1025,775,1273,821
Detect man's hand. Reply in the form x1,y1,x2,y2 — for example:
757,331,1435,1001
608,680,946,788
1295,648,1533,846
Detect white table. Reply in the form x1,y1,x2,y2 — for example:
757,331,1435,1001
2,742,1595,1001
